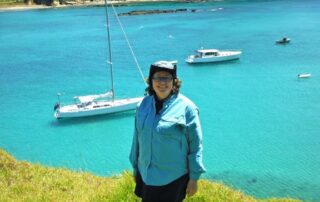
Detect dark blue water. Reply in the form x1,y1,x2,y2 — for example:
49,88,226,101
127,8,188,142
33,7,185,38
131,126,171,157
1,0,320,201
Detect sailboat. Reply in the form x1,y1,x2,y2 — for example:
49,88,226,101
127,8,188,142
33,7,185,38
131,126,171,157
53,0,144,119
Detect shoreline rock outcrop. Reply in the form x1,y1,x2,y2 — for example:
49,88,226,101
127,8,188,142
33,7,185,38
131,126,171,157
118,8,188,16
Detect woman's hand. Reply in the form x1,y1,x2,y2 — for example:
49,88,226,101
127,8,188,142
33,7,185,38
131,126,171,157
186,180,198,196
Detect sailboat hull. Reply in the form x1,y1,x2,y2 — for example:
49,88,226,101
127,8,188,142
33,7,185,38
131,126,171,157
54,97,143,119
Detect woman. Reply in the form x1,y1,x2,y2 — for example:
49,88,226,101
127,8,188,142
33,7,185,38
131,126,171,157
129,60,205,202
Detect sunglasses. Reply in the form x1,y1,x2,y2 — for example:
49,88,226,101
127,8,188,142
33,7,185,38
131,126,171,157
152,76,173,82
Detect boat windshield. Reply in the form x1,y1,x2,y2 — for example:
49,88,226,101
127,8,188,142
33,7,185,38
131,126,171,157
204,52,218,56
196,49,219,57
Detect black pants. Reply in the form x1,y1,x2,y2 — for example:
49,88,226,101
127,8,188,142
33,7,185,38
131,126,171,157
134,171,189,202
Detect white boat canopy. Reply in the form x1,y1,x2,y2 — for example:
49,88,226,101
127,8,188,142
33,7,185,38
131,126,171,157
75,91,113,103
196,49,219,53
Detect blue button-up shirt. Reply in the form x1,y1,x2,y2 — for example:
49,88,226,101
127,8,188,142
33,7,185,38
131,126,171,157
129,93,205,186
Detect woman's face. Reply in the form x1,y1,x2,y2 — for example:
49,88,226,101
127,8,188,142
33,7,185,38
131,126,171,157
152,71,174,100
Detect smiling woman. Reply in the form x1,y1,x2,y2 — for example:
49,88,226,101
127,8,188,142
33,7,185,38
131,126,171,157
152,71,174,100
129,60,206,202
146,61,181,100
1,0,320,201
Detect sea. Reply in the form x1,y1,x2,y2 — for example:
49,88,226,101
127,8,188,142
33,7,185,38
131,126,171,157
0,0,319,201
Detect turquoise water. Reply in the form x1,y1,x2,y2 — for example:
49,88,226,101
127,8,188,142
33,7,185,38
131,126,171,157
1,0,320,201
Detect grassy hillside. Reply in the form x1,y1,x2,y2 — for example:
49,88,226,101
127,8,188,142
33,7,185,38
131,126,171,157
0,149,300,202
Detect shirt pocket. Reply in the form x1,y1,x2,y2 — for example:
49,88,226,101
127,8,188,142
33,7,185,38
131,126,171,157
157,115,187,137
156,115,188,155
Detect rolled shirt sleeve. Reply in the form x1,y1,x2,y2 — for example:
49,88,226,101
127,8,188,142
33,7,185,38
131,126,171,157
186,107,206,180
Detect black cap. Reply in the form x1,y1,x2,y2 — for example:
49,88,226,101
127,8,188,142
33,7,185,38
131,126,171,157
149,61,177,79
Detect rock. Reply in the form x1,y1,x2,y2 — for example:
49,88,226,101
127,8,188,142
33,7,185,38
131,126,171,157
52,0,60,6
118,8,189,16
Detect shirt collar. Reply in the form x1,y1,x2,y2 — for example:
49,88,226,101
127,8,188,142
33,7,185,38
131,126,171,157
152,93,178,109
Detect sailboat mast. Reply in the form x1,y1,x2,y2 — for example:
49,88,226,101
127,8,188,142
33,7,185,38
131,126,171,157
104,0,115,102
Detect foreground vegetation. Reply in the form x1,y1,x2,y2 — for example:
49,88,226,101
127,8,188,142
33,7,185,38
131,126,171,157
0,149,300,202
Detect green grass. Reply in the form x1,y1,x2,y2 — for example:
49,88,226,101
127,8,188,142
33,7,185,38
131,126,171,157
0,149,301,202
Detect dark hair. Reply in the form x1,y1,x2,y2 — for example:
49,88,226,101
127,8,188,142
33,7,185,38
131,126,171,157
145,77,182,96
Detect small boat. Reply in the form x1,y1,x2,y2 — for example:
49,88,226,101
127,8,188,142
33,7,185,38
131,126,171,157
276,37,290,44
185,48,242,64
298,73,311,78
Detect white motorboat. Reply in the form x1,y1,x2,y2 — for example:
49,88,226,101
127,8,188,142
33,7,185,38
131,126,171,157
298,73,311,78
54,1,144,119
186,49,242,64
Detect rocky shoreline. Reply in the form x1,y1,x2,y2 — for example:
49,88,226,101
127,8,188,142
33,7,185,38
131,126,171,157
118,8,206,16
0,0,205,12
